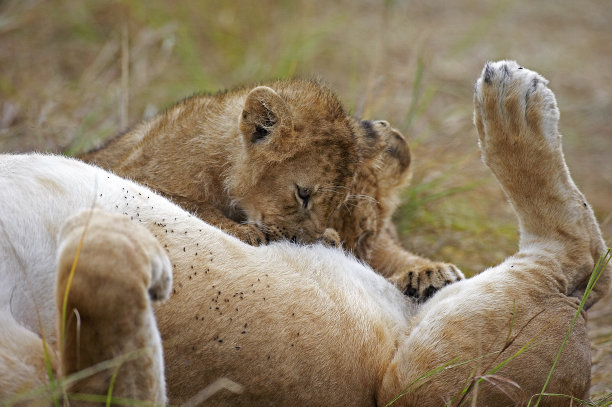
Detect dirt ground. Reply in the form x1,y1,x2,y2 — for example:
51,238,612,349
1,0,610,401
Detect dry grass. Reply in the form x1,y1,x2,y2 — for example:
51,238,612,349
1,0,610,398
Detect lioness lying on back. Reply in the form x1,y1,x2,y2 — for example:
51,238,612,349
2,62,610,405
80,80,463,299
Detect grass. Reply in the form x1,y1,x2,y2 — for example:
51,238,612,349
1,0,611,401
0,351,156,407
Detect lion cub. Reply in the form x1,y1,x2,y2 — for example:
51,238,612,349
80,80,462,300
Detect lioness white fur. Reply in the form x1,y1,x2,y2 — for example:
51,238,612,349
0,62,609,406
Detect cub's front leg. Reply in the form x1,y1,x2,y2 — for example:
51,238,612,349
370,224,464,301
166,195,267,246
57,208,171,404
335,118,465,301
170,195,339,247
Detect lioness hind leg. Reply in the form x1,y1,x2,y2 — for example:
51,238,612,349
56,208,171,405
379,63,607,406
0,313,55,404
474,61,610,307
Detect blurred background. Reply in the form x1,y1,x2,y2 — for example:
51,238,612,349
1,0,610,398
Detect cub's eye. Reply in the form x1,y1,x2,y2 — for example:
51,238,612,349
295,186,311,209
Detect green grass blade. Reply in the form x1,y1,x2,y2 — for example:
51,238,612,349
60,207,95,357
385,351,501,406
106,362,123,407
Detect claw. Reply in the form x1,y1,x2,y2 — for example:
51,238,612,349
483,63,494,84
502,63,511,79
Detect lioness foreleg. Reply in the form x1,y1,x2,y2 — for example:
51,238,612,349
56,209,171,405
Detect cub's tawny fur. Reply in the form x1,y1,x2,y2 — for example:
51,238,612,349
80,80,462,300
81,81,359,247
1,62,609,406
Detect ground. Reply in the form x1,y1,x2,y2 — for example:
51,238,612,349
0,0,610,400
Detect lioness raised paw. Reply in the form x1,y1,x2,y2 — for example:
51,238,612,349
474,60,561,174
388,261,464,302
474,61,611,308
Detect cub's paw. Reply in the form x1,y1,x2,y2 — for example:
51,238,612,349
474,61,560,165
389,261,464,302
319,228,341,248
263,225,340,246
228,223,267,246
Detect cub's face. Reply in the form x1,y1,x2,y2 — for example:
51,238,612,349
238,118,359,245
235,82,408,245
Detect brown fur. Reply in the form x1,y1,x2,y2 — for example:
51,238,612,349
80,81,360,246
80,80,463,300
2,62,610,405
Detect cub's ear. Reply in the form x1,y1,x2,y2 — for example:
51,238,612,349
240,86,293,146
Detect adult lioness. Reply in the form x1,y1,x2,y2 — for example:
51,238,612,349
79,80,463,300
1,62,609,406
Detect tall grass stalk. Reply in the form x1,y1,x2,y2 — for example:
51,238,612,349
403,57,425,130
59,211,91,357
60,191,98,360
56,191,97,403
67,394,154,407
106,362,123,407
41,337,59,407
